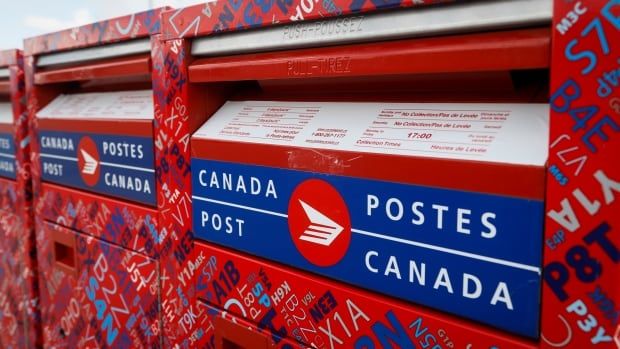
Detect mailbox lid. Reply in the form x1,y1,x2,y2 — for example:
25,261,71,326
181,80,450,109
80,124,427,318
0,211,26,346
36,90,157,206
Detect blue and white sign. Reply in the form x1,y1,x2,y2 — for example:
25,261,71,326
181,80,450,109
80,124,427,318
191,158,544,338
38,130,156,206
0,132,16,179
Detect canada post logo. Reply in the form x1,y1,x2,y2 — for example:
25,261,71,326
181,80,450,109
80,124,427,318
288,179,351,267
77,136,100,186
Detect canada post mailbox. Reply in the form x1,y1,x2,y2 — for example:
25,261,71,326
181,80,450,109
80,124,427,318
37,90,156,206
0,49,40,348
162,0,553,345
191,101,549,338
25,8,201,348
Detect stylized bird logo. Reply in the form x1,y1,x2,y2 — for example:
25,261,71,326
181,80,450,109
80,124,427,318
298,199,344,246
80,149,98,175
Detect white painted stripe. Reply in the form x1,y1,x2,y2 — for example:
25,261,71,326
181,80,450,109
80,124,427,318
192,195,289,218
39,153,153,173
193,195,541,274
0,153,15,159
40,153,77,162
99,161,154,173
352,228,540,274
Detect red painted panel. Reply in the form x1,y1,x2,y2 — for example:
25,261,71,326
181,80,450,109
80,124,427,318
34,54,151,85
195,242,537,349
189,28,550,83
192,139,545,200
38,182,158,254
0,49,40,348
26,11,201,348
540,1,620,348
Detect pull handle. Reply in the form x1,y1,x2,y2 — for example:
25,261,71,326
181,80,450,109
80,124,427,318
215,316,270,349
51,226,77,277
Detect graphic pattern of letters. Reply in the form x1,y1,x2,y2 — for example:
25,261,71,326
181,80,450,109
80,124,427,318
24,12,194,348
0,49,40,348
162,0,452,39
541,1,620,348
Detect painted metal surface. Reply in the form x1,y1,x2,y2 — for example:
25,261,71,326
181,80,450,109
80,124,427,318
25,11,201,348
194,242,538,348
0,49,40,348
540,1,620,348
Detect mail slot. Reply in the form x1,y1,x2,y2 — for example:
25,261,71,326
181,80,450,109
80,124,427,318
162,0,552,344
0,48,40,348
24,8,199,348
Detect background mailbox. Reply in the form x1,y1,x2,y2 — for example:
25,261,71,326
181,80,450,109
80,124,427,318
24,8,204,348
0,48,40,349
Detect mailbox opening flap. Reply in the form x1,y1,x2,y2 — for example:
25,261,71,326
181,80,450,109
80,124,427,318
35,48,152,85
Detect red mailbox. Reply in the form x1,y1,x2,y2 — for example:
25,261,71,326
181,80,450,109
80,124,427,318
0,49,40,348
24,8,202,348
158,0,594,347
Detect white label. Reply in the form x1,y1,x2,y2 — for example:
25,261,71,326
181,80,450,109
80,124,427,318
37,90,154,120
193,101,549,166
0,103,12,124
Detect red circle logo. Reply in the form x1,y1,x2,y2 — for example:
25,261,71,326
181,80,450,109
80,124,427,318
77,136,100,187
288,179,351,267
